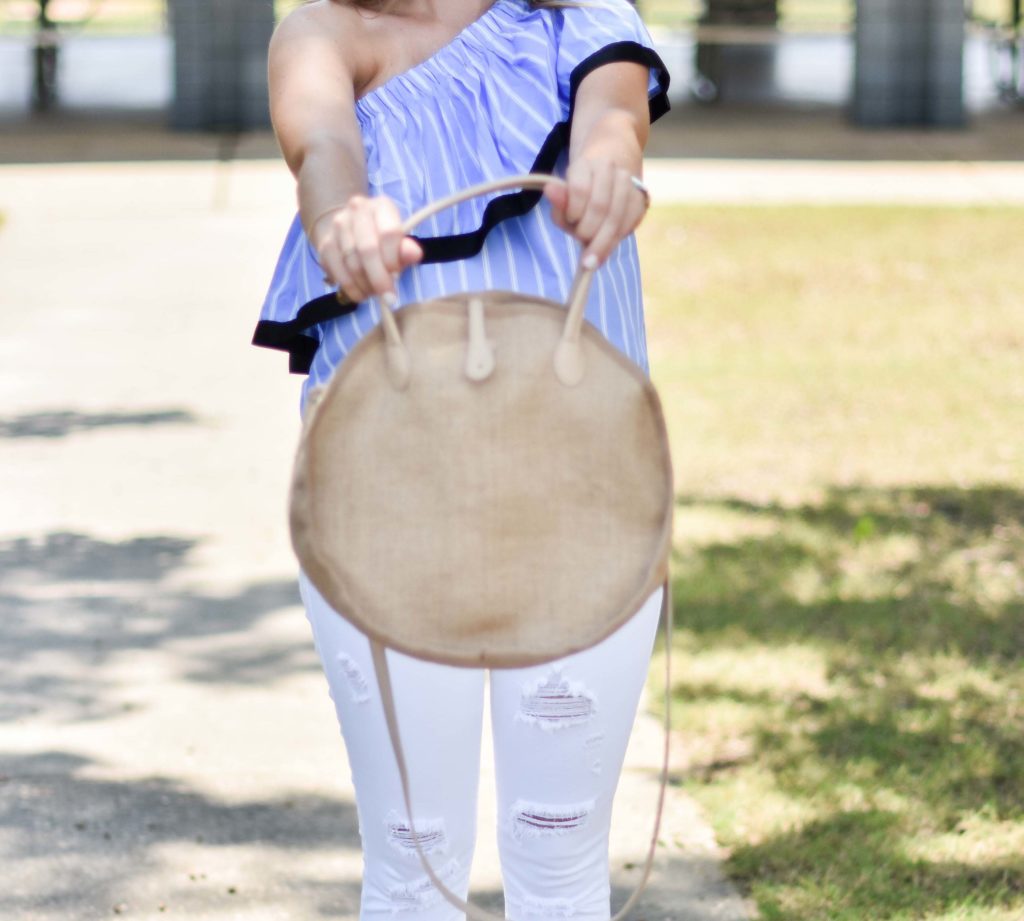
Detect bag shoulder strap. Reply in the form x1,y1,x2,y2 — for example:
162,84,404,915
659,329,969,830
368,578,673,921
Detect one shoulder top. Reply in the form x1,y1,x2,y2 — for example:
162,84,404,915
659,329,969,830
251,0,671,414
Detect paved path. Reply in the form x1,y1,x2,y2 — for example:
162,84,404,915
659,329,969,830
0,160,754,920
646,158,1024,205
2,100,1023,166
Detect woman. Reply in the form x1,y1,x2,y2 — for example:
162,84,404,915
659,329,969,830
252,1,671,918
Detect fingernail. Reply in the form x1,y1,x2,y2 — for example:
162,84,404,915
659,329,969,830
382,292,398,309
582,253,599,271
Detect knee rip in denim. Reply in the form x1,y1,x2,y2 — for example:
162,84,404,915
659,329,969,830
508,798,595,840
506,894,580,919
335,651,371,704
516,669,596,731
385,811,448,858
386,857,461,913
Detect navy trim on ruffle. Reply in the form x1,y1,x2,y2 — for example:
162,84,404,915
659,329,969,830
252,40,671,375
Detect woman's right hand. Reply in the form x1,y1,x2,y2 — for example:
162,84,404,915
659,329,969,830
312,194,424,305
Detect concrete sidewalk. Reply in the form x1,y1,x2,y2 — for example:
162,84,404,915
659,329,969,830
645,158,1024,205
2,100,1023,166
0,159,755,920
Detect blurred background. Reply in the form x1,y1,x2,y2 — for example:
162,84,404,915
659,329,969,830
0,0,1022,149
0,2,1021,920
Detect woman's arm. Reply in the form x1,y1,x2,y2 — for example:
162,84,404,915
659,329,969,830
267,4,421,302
544,61,653,268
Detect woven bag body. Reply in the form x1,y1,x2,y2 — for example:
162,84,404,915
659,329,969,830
291,288,673,668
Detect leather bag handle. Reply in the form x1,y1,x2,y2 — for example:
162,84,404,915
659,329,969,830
368,579,673,921
380,174,594,389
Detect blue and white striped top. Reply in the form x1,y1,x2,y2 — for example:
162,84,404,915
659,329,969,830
252,0,671,415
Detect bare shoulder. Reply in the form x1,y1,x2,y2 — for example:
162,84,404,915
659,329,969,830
268,0,372,176
269,0,370,80
273,0,365,38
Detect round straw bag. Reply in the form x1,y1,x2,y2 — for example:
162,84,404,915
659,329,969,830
290,175,673,921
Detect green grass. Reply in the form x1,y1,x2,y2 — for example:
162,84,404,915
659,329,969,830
639,205,1024,920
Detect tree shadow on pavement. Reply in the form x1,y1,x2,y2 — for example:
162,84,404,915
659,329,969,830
0,408,198,439
0,528,377,918
0,749,364,919
0,531,312,723
611,852,751,921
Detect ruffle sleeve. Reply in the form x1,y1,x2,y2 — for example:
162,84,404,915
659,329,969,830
553,0,671,122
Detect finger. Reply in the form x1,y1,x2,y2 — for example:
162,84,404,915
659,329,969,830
399,237,424,268
329,211,365,299
545,180,568,219
574,161,614,242
544,180,568,209
353,204,393,297
318,245,347,295
545,180,569,231
584,170,631,266
339,208,373,300
548,201,569,234
549,209,570,235
309,209,343,253
327,218,364,303
564,160,593,226
623,181,650,234
314,209,346,284
333,257,363,305
374,198,405,276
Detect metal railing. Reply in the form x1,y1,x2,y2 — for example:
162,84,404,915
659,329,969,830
968,0,1023,103
640,0,853,36
9,0,1023,113
662,0,852,103
645,0,1022,107
1,0,112,110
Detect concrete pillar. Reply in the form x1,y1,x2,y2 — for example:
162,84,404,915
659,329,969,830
696,0,780,103
168,0,275,131
852,0,965,127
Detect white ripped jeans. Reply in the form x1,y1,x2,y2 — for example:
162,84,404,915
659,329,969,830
298,570,663,921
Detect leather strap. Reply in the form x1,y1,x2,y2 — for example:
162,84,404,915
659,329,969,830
379,174,598,389
369,578,673,920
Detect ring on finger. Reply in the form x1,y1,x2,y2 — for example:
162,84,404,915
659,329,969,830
629,175,651,209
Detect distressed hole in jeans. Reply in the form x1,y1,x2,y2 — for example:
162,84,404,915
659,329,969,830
507,894,579,919
509,798,594,840
387,857,461,912
386,811,448,857
335,651,371,704
517,669,595,730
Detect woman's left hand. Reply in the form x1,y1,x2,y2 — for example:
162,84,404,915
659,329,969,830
544,157,649,270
